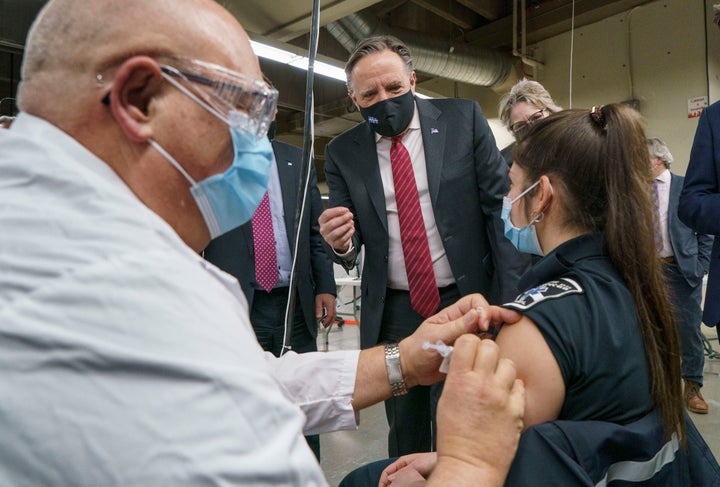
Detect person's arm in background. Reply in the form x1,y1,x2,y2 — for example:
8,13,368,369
471,101,532,302
308,162,337,327
679,104,720,236
319,143,360,271
698,233,714,276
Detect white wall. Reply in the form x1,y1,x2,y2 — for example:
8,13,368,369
442,0,718,175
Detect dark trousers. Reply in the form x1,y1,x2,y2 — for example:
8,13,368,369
379,284,460,457
663,263,705,385
250,286,320,460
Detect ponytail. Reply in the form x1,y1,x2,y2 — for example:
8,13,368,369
514,104,685,445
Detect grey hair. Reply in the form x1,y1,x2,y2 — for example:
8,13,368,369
647,137,673,168
498,79,562,130
714,3,720,27
345,35,413,91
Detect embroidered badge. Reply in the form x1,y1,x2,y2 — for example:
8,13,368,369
504,278,583,310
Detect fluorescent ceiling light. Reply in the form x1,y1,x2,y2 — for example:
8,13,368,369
250,39,431,99
250,40,346,82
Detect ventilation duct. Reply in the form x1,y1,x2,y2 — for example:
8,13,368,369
326,13,512,88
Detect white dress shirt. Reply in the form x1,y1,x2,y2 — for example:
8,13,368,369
375,105,455,290
266,153,293,287
0,113,359,486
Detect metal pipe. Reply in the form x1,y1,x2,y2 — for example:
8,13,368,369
327,12,512,87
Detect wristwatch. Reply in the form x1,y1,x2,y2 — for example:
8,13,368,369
384,343,408,396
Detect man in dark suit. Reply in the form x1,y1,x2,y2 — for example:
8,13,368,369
680,99,720,345
319,35,528,456
649,138,713,414
204,128,337,457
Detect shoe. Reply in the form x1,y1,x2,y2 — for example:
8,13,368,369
684,380,709,414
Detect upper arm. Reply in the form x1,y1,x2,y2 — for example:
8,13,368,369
495,316,565,428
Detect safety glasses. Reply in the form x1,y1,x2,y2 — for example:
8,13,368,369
159,58,278,139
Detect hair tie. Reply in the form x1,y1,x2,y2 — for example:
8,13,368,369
590,105,607,130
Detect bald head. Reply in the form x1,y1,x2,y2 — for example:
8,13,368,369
18,0,261,119
16,0,266,252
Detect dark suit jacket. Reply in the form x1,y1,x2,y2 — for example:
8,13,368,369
204,140,336,338
668,173,713,289
679,100,720,327
325,97,528,348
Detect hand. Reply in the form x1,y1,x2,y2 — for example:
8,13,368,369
429,337,525,486
429,294,522,334
380,452,437,486
398,294,522,388
319,207,354,253
315,293,336,328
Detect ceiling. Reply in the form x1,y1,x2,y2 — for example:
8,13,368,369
225,0,654,147
1,0,654,147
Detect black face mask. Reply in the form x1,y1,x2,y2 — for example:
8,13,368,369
266,121,277,141
359,90,415,137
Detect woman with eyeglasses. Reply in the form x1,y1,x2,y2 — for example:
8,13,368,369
340,104,699,486
497,79,562,165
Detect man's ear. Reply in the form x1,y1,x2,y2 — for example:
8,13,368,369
348,89,361,112
107,56,164,143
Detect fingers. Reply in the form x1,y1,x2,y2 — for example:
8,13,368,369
445,334,482,374
319,207,354,251
487,306,522,326
430,294,490,323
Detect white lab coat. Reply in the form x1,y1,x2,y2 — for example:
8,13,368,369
0,114,359,486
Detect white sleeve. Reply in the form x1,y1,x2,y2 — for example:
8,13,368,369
267,350,361,435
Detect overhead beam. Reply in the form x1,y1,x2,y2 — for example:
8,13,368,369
455,0,505,20
261,0,385,42
410,0,480,30
465,0,655,48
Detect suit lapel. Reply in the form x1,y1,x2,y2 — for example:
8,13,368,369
667,172,681,232
353,126,388,231
273,140,298,251
417,99,445,205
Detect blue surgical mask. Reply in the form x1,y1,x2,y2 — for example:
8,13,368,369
501,180,544,256
149,123,272,239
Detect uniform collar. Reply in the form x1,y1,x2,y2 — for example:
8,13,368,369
519,233,606,290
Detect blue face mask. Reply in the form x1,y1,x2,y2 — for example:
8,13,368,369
149,125,272,239
501,179,544,256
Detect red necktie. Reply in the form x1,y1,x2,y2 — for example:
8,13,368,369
651,181,663,253
252,192,278,292
390,135,440,318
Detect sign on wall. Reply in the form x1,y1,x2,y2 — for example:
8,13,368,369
688,96,709,118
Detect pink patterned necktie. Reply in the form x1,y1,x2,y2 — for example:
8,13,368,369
252,192,278,292
390,135,440,318
651,180,663,253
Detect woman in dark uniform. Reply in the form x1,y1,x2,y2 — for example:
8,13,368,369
495,104,683,434
351,104,688,487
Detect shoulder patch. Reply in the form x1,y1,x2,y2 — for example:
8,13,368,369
503,278,583,311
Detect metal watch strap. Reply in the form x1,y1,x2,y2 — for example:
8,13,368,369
384,343,408,396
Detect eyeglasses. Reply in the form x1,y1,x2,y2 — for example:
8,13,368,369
98,57,278,139
159,59,278,139
510,108,547,135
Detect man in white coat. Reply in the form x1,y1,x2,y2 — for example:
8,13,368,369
0,0,525,485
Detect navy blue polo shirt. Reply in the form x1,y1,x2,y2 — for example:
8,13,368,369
503,233,653,423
